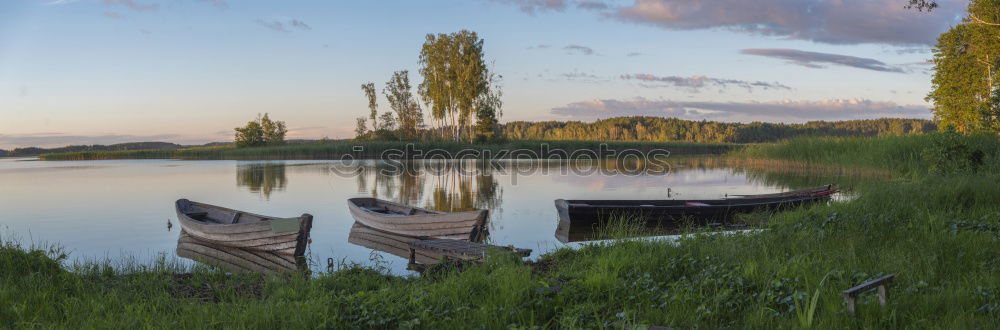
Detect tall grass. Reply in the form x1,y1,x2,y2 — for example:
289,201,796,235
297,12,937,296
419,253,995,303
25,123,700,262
733,134,1000,177
39,140,733,160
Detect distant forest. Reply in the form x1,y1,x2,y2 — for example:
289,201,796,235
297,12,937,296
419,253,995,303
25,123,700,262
1,117,938,157
502,117,937,143
0,142,185,157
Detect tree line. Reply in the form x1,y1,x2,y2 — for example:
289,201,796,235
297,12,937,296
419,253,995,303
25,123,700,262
356,30,503,143
501,117,936,143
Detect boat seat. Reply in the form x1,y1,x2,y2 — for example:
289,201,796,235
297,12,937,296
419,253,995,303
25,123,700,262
230,212,242,224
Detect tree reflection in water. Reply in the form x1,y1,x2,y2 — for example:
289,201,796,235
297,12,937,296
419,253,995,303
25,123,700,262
236,162,288,200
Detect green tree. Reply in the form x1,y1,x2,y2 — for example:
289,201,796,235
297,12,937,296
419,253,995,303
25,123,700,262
383,70,424,139
361,82,378,132
234,113,286,147
260,113,287,145
234,119,264,147
474,70,503,141
926,0,1000,133
418,30,490,141
354,117,368,139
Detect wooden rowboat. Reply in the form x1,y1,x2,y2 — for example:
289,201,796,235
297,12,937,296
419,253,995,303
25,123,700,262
347,197,488,240
176,231,304,274
555,184,837,225
175,199,312,256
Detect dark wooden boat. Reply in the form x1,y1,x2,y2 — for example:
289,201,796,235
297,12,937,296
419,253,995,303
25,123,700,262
347,197,488,240
176,231,304,274
555,184,837,225
175,199,312,256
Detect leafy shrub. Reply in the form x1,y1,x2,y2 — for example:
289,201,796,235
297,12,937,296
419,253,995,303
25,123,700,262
234,113,287,148
922,130,985,174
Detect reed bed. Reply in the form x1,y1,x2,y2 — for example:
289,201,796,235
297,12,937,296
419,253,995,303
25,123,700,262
39,140,733,161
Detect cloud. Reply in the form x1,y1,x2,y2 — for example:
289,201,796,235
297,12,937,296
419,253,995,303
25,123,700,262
558,71,606,83
102,0,158,12
286,126,327,138
894,47,931,55
102,11,123,19
551,97,931,122
526,44,552,49
610,0,963,46
289,19,311,30
626,52,643,57
564,44,595,55
740,48,904,73
255,18,312,33
576,1,609,10
197,0,228,9
43,0,81,5
489,0,568,14
621,73,791,92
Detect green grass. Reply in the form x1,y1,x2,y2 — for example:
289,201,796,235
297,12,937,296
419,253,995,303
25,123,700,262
6,134,1000,327
38,140,734,160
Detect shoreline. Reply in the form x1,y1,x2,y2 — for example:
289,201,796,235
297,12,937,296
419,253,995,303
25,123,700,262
37,140,737,161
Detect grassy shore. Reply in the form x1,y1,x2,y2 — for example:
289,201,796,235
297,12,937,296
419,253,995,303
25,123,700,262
6,134,1000,327
38,140,733,160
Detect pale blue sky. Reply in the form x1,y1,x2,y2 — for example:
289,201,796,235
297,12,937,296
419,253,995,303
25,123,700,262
0,0,965,148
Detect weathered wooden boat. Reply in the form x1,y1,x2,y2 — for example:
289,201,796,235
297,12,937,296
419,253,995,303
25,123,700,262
176,231,304,274
555,184,837,224
175,199,312,256
347,197,488,240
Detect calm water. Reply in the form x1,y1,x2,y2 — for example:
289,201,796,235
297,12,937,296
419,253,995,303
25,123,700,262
0,157,852,274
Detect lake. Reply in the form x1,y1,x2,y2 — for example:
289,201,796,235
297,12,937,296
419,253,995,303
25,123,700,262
0,156,860,274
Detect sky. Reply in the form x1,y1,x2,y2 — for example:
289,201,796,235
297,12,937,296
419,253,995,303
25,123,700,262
0,0,968,148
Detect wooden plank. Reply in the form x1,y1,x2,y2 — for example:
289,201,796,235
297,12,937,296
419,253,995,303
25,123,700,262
408,239,532,263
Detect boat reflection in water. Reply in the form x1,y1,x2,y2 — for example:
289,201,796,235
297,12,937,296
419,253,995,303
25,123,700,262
347,221,493,266
554,218,753,244
176,231,306,274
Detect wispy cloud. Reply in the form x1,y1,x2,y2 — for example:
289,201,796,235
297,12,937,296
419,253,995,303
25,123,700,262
576,1,609,10
488,0,609,13
564,44,595,55
289,19,311,30
621,74,791,92
740,48,904,73
102,11,124,19
526,44,552,49
255,18,312,33
611,0,964,46
626,52,643,57
43,0,81,5
102,0,158,12
489,0,569,14
558,71,606,83
197,0,228,9
551,97,931,122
